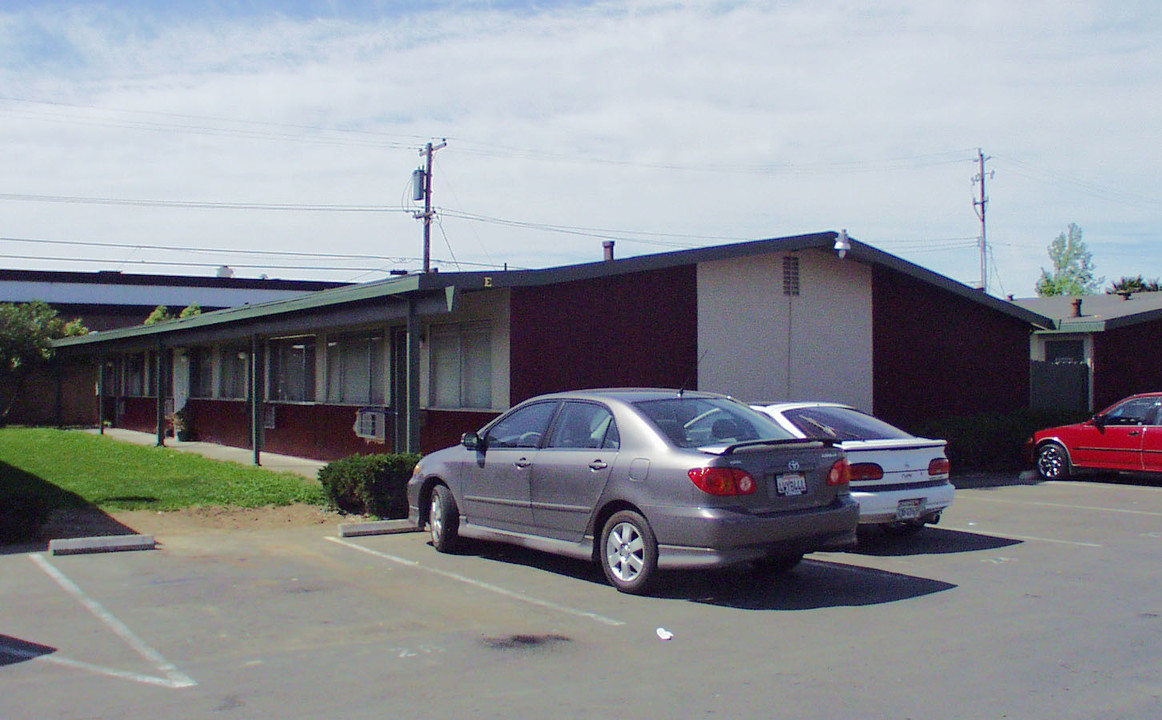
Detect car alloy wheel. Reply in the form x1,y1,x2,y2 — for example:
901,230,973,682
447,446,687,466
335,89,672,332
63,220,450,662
600,510,658,595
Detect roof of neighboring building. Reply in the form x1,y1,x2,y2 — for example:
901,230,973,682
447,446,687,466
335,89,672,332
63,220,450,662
0,268,348,311
1011,292,1162,333
55,231,1055,353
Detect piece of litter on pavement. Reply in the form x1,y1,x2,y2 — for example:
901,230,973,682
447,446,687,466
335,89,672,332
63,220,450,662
656,628,674,641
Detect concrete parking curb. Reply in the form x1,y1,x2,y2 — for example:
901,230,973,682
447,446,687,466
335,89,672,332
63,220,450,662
49,535,157,556
337,519,421,538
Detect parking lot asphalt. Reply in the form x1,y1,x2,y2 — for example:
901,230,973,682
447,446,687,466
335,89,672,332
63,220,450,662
4,477,1162,720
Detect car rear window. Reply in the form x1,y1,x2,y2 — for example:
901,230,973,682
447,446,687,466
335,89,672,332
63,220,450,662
635,397,793,448
782,406,912,441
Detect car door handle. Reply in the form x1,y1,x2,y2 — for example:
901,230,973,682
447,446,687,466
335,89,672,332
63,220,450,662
514,458,532,468
1130,431,1141,436
589,460,608,471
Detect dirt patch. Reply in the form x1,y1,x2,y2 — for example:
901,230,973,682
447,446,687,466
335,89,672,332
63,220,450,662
42,504,350,539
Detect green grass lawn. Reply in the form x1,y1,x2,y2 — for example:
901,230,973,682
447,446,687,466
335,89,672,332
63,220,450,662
0,427,326,512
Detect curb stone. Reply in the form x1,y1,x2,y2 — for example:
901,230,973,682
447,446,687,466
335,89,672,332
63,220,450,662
49,535,157,555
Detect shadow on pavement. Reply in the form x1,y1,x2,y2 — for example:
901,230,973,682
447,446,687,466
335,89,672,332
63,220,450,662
450,537,957,610
677,559,956,610
851,526,1023,557
0,634,57,666
0,460,138,555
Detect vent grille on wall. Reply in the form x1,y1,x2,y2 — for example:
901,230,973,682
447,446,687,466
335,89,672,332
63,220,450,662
782,256,801,296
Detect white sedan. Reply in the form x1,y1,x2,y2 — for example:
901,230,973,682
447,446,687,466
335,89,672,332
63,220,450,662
752,402,954,536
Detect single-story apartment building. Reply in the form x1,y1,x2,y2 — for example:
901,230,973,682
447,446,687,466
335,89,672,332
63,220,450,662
51,231,1053,460
1014,291,1162,413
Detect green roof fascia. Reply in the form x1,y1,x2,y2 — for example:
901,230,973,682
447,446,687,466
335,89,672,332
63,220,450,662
1036,322,1106,334
52,272,466,349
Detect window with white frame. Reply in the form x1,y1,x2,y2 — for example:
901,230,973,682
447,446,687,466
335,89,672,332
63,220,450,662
430,323,492,409
219,344,250,399
326,333,386,405
269,336,316,402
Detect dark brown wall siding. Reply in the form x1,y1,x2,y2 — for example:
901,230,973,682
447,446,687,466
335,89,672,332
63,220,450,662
872,266,1031,429
1093,318,1162,410
508,266,699,404
421,410,499,453
181,401,494,460
116,396,158,433
9,359,98,426
263,404,393,462
184,399,251,448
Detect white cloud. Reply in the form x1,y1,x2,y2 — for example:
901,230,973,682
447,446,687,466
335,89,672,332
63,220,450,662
1,0,1159,294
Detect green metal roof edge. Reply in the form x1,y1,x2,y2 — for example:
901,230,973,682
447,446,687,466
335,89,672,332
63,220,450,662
54,273,425,348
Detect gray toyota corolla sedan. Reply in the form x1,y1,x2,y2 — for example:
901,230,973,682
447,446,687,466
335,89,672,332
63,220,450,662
407,388,859,594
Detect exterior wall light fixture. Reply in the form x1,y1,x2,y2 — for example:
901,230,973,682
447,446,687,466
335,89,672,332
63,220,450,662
834,229,851,259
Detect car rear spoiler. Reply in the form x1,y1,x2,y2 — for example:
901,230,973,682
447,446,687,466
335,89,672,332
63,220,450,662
700,437,842,455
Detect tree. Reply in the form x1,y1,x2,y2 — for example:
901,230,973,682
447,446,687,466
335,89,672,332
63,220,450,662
1107,275,1162,295
145,304,201,325
1035,223,1104,296
144,305,173,325
0,301,88,423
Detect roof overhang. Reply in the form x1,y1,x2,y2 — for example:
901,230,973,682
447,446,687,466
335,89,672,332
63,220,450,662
54,275,458,355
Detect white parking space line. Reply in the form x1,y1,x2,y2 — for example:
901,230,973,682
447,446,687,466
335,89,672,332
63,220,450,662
940,525,1103,548
325,536,625,627
960,494,1162,517
27,554,197,689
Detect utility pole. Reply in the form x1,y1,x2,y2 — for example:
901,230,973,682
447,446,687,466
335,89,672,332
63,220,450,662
973,148,993,292
413,139,447,274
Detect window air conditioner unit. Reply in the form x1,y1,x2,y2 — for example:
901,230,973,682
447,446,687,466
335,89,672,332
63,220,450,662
354,408,388,443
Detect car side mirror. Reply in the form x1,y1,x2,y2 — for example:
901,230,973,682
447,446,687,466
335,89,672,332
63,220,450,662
462,431,484,451
1091,414,1107,428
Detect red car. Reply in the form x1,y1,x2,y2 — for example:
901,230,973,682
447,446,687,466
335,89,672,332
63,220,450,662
1032,392,1162,480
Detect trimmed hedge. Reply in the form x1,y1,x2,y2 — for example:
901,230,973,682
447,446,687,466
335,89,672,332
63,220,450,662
317,453,421,518
911,408,1089,473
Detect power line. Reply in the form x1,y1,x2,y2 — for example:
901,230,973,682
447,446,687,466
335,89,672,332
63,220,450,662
997,154,1161,209
0,192,407,212
1,235,413,261
0,252,511,273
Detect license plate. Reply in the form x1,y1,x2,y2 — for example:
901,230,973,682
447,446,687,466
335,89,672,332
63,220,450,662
776,473,807,497
895,498,926,520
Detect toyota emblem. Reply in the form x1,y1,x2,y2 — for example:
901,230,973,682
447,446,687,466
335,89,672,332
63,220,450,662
787,460,801,471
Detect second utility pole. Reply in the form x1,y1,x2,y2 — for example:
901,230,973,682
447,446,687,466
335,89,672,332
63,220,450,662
415,139,447,274
973,148,993,293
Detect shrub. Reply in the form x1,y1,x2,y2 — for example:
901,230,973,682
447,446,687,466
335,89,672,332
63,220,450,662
912,408,1089,473
317,453,421,518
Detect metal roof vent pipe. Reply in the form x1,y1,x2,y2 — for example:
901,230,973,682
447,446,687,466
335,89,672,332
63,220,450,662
1071,297,1083,317
603,240,615,262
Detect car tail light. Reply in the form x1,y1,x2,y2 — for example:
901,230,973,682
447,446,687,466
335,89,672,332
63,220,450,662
688,467,757,496
929,458,950,476
827,458,851,486
848,462,882,482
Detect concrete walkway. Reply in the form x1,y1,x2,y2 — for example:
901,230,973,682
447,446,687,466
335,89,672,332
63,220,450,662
83,428,327,480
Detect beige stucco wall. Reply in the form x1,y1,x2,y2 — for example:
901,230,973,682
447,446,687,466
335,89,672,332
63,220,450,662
696,248,874,410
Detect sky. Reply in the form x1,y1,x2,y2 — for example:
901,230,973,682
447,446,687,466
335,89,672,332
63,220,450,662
1,0,1158,299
